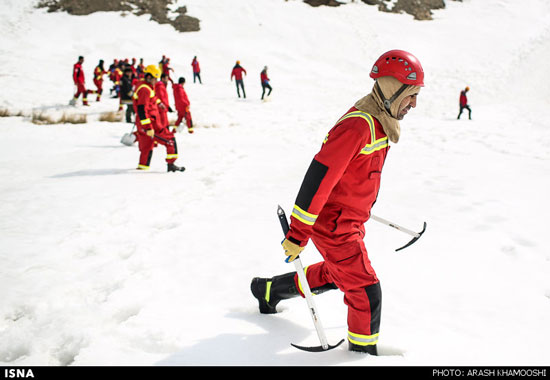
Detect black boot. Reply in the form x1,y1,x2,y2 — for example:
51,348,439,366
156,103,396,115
167,163,185,172
250,272,298,314
349,341,378,355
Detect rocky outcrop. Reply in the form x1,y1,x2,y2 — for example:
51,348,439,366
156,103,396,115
303,0,462,20
36,0,200,32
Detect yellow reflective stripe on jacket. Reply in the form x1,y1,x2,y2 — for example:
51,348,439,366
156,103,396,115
360,137,388,155
141,118,151,125
291,205,317,226
348,331,379,346
334,110,388,155
133,84,155,100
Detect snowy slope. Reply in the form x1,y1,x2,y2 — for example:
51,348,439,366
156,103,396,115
1,0,549,366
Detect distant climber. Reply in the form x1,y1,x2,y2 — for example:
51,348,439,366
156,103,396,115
70,56,89,106
90,60,107,102
172,77,194,134
191,56,202,84
260,66,272,100
231,61,247,98
457,86,472,120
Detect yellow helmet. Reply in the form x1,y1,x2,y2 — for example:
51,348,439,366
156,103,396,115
144,64,161,79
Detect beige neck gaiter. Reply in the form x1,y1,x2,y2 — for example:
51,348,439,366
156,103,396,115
354,76,420,143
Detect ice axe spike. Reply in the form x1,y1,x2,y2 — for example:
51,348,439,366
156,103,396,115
277,205,345,353
369,214,427,252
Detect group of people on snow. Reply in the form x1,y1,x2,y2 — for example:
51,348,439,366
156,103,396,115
71,55,194,173
71,48,475,356
71,55,275,173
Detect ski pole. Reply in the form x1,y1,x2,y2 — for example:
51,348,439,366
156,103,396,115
370,214,427,251
277,205,344,352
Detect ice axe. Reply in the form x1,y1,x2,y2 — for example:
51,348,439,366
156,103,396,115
370,214,427,252
277,205,345,353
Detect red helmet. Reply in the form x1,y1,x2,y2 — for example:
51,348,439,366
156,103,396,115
370,50,424,86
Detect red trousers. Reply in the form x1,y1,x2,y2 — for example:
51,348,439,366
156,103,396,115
93,79,103,100
136,124,178,169
175,108,193,130
74,83,88,104
295,238,381,347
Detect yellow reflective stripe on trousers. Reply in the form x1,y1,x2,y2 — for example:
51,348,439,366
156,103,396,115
166,154,178,159
137,164,150,170
348,331,379,346
291,205,317,226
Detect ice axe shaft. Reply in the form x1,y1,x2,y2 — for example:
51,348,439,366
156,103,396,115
277,205,344,352
370,214,427,252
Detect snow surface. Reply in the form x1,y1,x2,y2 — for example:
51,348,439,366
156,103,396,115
1,0,550,367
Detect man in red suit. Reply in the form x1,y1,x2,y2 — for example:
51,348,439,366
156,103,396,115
172,77,193,134
133,65,185,173
251,50,425,356
457,86,472,120
71,56,89,106
231,60,247,98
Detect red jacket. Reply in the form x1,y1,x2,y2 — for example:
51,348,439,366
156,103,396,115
155,81,170,108
94,65,106,84
231,65,247,81
459,90,468,107
192,58,200,73
261,70,269,84
133,80,160,132
172,83,190,112
73,62,85,84
286,107,389,248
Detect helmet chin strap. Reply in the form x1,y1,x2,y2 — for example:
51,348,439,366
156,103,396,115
375,81,409,116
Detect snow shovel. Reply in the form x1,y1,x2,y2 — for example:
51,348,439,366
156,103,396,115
121,125,136,146
277,205,345,352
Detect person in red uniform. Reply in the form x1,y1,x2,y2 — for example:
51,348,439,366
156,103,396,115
92,59,107,102
136,58,145,79
191,56,202,84
457,86,471,120
260,65,272,100
133,65,185,173
162,58,174,82
155,73,171,131
250,50,424,355
172,77,193,134
231,60,247,98
71,56,89,106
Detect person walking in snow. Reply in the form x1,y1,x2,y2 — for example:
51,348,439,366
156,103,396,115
119,67,136,123
172,77,194,134
92,59,107,102
155,73,172,130
260,66,272,100
133,65,185,173
250,50,425,355
191,56,202,84
231,60,247,98
457,86,471,120
71,56,89,106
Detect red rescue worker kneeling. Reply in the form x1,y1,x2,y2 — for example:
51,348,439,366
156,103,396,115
133,65,185,173
250,50,424,355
